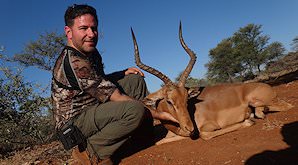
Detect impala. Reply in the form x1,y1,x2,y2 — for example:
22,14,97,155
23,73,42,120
131,23,293,145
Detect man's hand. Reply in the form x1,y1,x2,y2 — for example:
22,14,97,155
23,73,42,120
110,89,132,101
148,108,178,123
110,89,178,123
125,67,144,77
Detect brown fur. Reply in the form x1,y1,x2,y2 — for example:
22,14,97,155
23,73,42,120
143,84,196,137
156,82,293,144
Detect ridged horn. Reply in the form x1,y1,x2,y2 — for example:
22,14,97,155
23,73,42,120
131,28,173,85
178,21,197,87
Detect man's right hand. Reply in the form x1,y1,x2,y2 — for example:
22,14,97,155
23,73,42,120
148,109,178,123
109,89,132,101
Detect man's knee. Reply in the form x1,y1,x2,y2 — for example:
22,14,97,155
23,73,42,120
126,74,146,84
125,101,145,126
121,74,149,100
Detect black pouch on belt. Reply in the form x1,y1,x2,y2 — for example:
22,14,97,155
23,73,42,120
57,124,86,151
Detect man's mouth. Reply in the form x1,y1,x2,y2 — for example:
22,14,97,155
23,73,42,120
85,41,96,46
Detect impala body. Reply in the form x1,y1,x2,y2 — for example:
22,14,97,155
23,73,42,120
192,82,293,140
155,82,293,144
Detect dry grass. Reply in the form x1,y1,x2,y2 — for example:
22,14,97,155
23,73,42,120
0,141,72,165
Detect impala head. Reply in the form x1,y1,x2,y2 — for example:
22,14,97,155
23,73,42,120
131,22,200,137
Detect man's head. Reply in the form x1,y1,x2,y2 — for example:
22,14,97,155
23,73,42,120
64,4,98,27
64,4,98,56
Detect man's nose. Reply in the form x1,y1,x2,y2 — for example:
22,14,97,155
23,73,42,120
87,28,96,37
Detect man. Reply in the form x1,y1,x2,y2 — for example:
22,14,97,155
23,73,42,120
51,4,176,164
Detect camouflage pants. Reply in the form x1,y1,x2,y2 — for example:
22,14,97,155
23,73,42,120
73,74,150,159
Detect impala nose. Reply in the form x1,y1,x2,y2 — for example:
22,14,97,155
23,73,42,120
190,130,199,140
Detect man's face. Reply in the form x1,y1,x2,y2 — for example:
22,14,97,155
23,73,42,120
65,14,98,55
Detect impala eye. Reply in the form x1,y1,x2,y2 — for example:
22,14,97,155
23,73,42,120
166,100,172,105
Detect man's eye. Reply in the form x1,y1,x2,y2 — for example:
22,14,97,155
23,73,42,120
91,27,98,31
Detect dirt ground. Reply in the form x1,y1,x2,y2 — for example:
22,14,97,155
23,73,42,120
120,80,298,165
1,80,298,165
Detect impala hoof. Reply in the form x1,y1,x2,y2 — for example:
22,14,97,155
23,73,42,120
244,119,255,127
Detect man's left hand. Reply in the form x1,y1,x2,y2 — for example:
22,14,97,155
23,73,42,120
125,67,145,77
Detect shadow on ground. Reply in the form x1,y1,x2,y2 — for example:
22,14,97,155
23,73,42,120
245,121,298,165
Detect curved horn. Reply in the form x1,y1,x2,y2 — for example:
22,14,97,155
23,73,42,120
131,28,173,85
178,22,197,87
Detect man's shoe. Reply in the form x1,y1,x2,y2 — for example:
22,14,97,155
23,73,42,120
96,157,113,165
72,147,113,165
90,155,113,165
72,147,91,165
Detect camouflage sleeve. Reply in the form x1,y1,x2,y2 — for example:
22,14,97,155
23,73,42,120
68,53,117,103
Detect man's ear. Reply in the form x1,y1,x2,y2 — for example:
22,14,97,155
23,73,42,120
64,26,72,39
187,87,201,99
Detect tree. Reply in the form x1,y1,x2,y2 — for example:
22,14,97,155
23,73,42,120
265,51,298,73
11,32,65,71
264,42,286,63
233,24,268,73
0,45,4,58
0,45,4,52
0,66,54,157
206,24,285,83
0,45,55,157
206,38,243,83
174,71,208,87
291,36,298,52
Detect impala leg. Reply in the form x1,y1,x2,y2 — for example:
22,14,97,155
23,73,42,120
199,119,255,140
199,121,221,132
198,121,221,140
255,107,266,119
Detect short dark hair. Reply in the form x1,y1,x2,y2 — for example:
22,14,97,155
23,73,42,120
64,4,98,26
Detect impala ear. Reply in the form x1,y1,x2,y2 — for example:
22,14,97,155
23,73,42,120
187,87,201,99
142,90,165,109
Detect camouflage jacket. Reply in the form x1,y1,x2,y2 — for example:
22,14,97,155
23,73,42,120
51,46,117,129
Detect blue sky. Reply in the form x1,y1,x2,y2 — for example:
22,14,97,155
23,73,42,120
0,0,298,93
